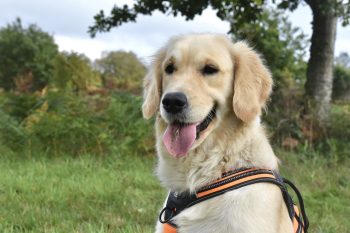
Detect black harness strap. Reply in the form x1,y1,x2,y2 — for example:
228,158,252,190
159,167,308,233
283,178,309,231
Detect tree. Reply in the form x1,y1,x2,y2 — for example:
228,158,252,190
53,52,102,92
298,0,341,122
94,51,146,91
88,0,350,123
0,18,58,91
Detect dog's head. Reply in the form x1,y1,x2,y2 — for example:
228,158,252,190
142,34,272,157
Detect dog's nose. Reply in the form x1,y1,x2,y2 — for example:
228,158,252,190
162,92,188,114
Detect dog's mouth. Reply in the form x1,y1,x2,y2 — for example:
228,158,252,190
162,105,217,157
196,106,216,139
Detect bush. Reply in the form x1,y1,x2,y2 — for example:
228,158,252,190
0,109,27,151
0,91,154,156
103,92,154,154
333,65,350,101
1,92,43,121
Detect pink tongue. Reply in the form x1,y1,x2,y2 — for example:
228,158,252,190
163,123,197,157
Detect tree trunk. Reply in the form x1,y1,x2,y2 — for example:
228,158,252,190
305,0,338,123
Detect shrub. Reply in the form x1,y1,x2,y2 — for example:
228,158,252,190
0,91,154,156
1,92,43,121
102,92,154,154
333,65,350,101
0,109,27,151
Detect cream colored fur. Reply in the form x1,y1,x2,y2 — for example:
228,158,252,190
142,34,293,233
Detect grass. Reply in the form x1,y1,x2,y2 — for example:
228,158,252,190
0,151,164,233
278,150,350,233
0,148,349,233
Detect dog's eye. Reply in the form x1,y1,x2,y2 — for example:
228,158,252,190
202,65,219,75
165,63,175,75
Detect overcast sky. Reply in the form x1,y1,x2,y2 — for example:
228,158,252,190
1,0,349,64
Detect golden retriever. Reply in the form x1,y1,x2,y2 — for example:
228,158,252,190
142,34,293,233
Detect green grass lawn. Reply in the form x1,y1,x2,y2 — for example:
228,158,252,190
0,152,164,233
278,149,350,233
0,149,349,233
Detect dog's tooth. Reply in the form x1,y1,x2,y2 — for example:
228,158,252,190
173,128,180,140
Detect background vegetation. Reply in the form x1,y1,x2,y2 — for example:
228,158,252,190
0,7,349,233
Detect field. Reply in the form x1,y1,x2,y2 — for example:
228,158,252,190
0,94,349,233
0,152,164,233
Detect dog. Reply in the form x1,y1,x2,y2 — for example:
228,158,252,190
142,34,295,233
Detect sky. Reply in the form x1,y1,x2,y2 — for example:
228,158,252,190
0,0,349,64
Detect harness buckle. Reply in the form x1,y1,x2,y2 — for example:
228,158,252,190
159,206,175,223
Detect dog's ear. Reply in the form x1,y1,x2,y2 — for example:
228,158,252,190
142,51,164,119
231,42,273,123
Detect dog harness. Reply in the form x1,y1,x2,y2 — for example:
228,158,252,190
159,167,309,233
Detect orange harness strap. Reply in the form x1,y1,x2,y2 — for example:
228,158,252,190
160,168,308,233
163,223,177,233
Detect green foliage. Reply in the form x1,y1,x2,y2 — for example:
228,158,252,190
0,18,58,91
332,64,350,100
89,0,350,37
89,0,266,37
0,92,153,156
53,52,102,91
0,109,28,151
95,51,146,92
329,103,350,141
1,93,43,121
